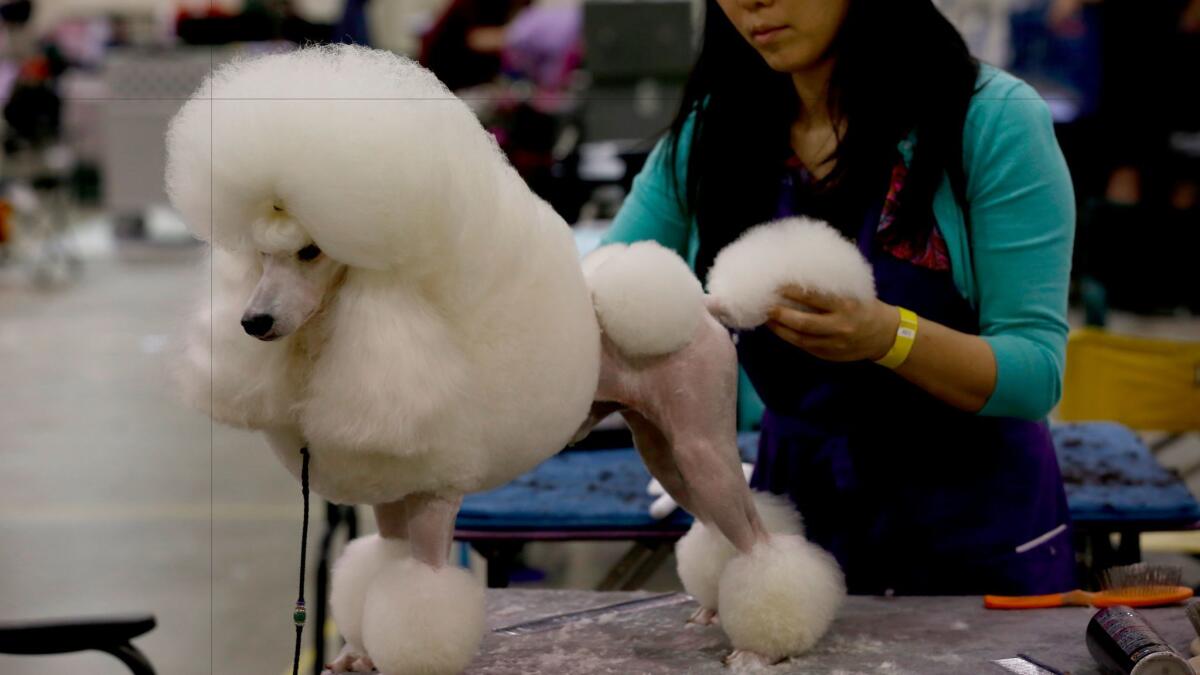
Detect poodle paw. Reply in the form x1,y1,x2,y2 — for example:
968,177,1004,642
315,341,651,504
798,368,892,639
363,559,485,675
717,535,844,661
687,606,719,626
331,535,410,651
724,649,775,669
324,644,376,673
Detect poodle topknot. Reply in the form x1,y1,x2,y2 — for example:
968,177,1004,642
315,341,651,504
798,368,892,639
167,44,516,273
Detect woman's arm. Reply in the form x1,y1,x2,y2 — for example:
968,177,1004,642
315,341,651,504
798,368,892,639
767,78,1075,419
766,291,997,412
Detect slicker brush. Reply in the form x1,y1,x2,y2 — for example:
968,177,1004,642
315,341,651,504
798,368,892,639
985,563,1194,610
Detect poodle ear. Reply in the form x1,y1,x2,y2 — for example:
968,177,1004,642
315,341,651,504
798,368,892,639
173,249,299,429
298,269,469,457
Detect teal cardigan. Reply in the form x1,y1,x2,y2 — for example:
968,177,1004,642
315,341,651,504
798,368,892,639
602,65,1075,421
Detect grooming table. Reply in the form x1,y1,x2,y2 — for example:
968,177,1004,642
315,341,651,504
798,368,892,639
1054,422,1200,572
455,423,1200,587
471,589,1197,674
455,434,758,589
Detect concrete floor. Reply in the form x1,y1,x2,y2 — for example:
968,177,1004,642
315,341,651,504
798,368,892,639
0,229,1197,674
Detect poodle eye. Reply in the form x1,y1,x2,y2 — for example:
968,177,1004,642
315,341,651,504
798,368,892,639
297,244,321,262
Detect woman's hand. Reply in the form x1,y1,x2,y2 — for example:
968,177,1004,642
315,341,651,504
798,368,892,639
765,286,899,362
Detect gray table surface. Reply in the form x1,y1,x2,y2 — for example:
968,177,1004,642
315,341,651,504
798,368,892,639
464,589,1198,674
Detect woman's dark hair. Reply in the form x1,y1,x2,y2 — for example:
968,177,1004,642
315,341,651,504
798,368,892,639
669,0,979,275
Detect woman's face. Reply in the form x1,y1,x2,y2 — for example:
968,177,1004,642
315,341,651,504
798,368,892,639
714,0,851,73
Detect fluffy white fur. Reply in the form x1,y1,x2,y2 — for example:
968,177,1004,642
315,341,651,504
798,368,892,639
584,241,704,358
675,492,804,610
330,535,411,653
718,535,845,661
362,559,485,675
169,46,603,503
173,248,300,429
705,217,875,329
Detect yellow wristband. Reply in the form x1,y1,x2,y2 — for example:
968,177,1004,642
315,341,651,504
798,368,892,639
874,307,918,369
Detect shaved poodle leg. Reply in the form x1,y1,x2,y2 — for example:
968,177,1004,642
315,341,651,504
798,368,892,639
671,434,766,554
621,410,697,517
403,492,462,568
374,499,409,540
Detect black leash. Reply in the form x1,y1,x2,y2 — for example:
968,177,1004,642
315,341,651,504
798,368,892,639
292,447,311,675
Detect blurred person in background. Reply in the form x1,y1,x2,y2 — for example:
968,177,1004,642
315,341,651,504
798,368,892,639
602,0,1078,595
1051,0,1200,317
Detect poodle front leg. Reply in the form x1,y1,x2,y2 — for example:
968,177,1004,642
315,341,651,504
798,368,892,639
361,492,485,675
327,501,410,673
402,492,460,568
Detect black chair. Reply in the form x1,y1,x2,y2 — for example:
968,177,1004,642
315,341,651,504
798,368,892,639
0,614,157,674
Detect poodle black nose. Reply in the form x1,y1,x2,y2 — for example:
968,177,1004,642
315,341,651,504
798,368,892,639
241,313,275,337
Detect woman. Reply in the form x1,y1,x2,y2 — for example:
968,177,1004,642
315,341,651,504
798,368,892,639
604,0,1077,595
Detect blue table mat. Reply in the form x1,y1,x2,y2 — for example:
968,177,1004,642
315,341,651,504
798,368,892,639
457,424,1200,532
457,434,757,532
1053,422,1200,526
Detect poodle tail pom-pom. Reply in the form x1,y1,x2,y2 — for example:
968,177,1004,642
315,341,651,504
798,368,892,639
705,217,875,330
583,242,704,358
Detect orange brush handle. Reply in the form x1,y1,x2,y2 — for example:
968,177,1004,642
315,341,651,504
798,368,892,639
984,591,1092,609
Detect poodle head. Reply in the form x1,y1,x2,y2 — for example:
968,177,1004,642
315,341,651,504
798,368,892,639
239,208,347,340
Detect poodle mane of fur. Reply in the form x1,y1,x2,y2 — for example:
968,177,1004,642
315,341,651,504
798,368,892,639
168,46,602,500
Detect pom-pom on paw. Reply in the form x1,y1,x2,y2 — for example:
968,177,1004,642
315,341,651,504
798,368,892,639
717,535,845,661
688,606,719,626
724,649,777,670
324,644,375,673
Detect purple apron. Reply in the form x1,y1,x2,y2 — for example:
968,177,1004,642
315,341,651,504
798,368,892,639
739,162,1076,595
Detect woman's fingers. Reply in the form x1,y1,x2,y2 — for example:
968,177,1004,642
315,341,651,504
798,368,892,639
767,321,856,361
777,285,840,312
766,320,809,349
767,305,839,336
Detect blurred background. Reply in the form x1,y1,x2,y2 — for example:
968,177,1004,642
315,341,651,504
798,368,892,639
0,0,1196,673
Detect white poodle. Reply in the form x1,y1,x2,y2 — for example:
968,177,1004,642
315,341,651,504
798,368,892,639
168,45,849,674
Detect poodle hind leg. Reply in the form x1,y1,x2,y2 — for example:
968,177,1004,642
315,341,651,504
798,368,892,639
658,425,762,625
669,432,843,663
622,411,729,620
361,493,485,675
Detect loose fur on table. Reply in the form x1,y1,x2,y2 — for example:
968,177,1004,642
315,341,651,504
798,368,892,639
168,45,850,675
